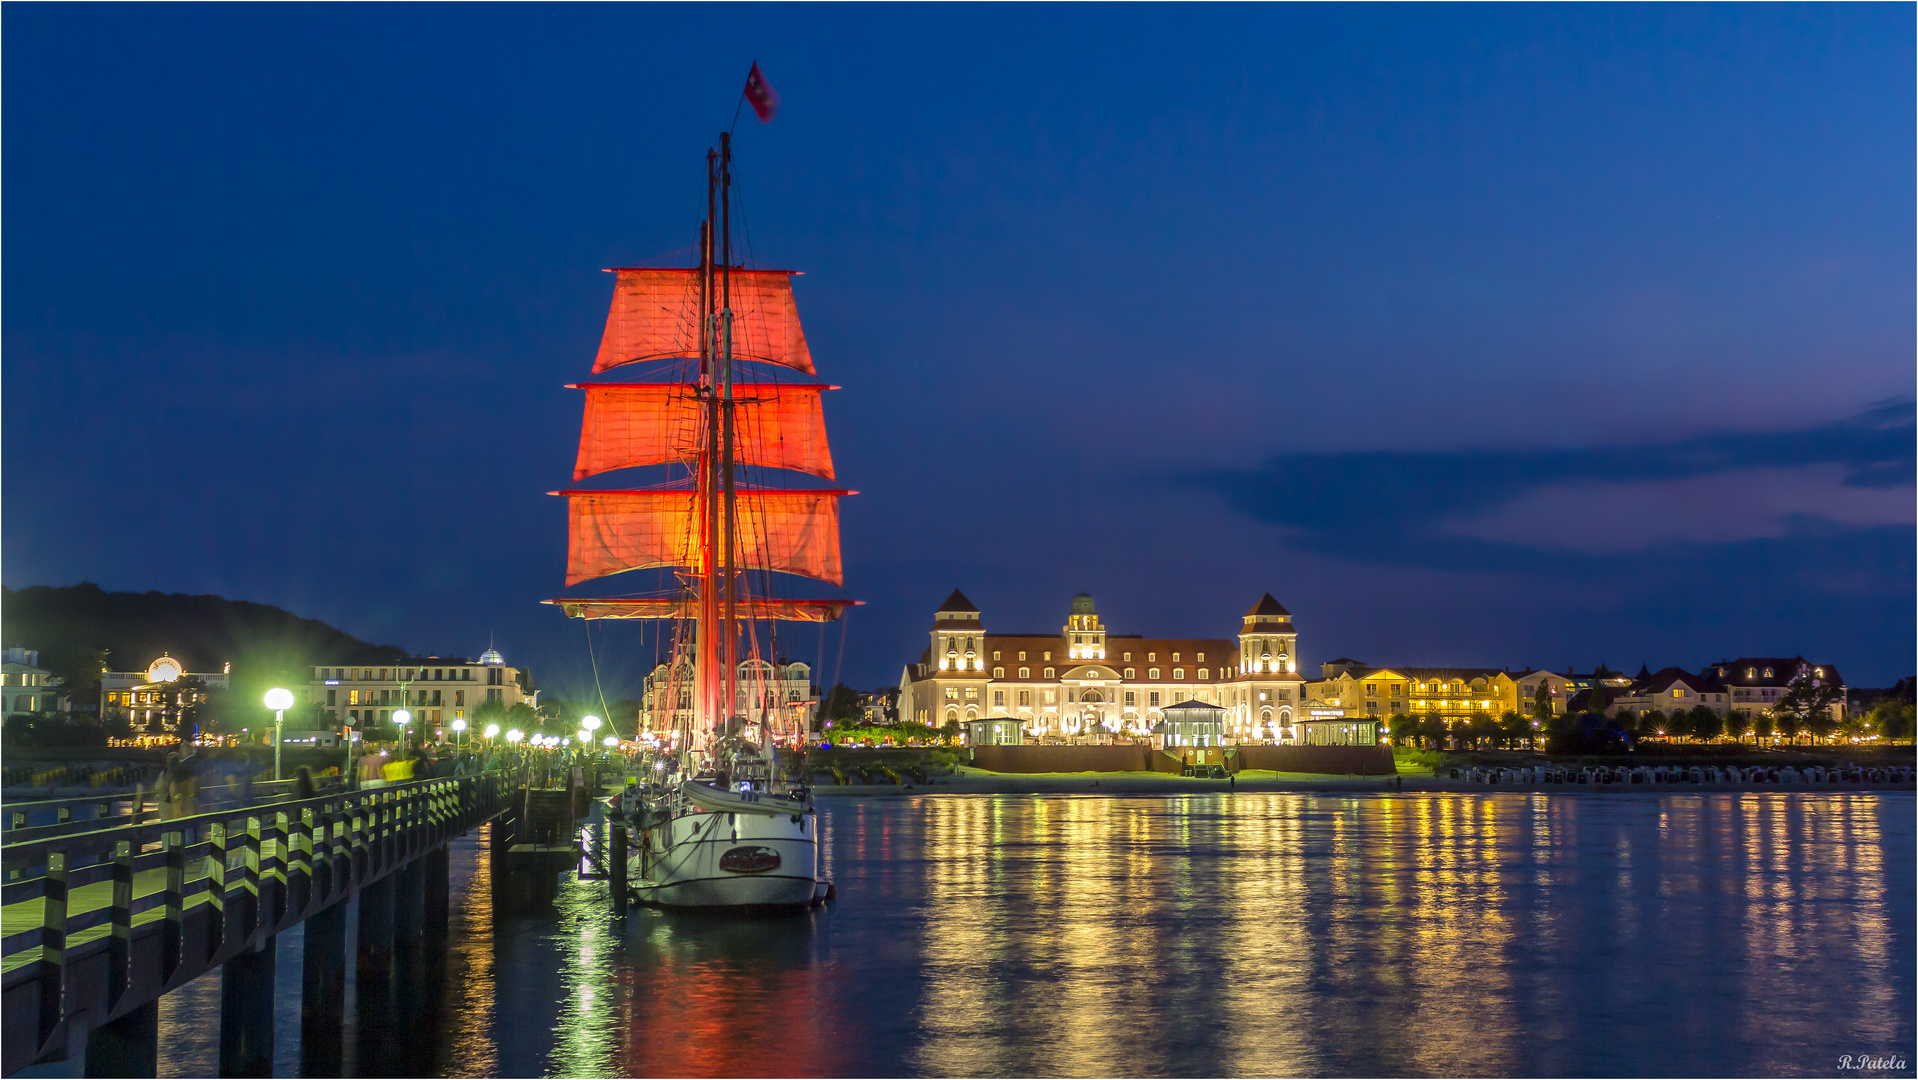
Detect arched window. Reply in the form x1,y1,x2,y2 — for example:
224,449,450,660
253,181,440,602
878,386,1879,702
1019,667,1030,679
1044,668,1055,679
993,667,1005,679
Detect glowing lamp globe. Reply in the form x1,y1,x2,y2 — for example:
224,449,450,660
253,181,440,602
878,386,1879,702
602,735,618,747
576,729,593,745
263,688,295,712
484,724,500,738
392,709,412,726
505,729,523,743
583,715,603,731
451,718,468,732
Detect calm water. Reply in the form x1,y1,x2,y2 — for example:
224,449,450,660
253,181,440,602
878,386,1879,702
157,793,1915,1078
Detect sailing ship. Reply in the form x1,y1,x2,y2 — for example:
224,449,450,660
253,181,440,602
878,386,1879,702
546,131,850,908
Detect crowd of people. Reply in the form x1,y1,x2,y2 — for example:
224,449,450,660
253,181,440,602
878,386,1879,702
144,738,635,819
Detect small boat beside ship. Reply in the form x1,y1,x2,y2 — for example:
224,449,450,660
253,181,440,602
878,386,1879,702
547,128,850,909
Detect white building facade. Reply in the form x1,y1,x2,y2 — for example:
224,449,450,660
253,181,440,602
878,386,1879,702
306,648,529,734
899,591,1310,745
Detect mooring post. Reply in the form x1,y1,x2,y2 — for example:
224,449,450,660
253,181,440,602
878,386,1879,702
218,936,276,1078
83,999,158,1079
299,901,347,1078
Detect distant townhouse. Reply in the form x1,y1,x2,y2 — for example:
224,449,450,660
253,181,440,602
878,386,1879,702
1608,667,1730,721
1706,657,1846,722
307,647,530,735
2,648,67,717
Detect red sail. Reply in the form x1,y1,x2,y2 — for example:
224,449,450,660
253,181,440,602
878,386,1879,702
544,598,859,622
560,489,847,587
572,383,835,481
592,268,815,376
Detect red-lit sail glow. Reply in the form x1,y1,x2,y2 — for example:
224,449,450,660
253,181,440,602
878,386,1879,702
543,598,859,622
592,268,814,375
560,489,847,587
571,382,835,481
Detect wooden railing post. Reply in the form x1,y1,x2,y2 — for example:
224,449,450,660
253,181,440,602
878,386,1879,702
163,830,186,981
38,850,68,1049
109,837,135,1005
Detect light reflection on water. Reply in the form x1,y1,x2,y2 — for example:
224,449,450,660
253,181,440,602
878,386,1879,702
158,793,1913,1077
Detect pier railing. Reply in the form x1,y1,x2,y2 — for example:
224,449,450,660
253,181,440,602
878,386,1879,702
1,771,514,1077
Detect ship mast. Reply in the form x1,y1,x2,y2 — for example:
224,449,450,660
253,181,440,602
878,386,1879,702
720,132,740,736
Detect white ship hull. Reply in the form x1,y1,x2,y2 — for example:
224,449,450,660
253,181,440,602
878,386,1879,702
632,802,822,909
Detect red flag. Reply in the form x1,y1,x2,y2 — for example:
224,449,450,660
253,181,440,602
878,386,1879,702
744,62,779,123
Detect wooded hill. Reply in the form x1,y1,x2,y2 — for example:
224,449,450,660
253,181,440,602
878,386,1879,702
1,583,410,703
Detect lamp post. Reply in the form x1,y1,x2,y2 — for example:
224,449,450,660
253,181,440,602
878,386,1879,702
393,708,412,753
452,717,468,750
264,688,294,781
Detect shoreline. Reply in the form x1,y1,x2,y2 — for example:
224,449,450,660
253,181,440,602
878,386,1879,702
812,768,1917,797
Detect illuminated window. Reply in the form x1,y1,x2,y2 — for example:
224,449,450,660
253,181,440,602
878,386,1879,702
1763,667,1773,678
993,651,1001,661
1198,669,1208,680
1125,692,1136,706
993,691,1004,706
993,667,1005,679
1149,692,1160,707
1366,684,1377,697
944,687,958,700
1019,691,1031,706
1043,652,1051,662
1019,652,1027,661
965,687,979,700
1150,668,1161,680
1149,653,1157,662
1044,668,1055,679
1019,667,1030,679
1172,653,1181,662
1124,652,1133,662
1173,668,1184,680
1125,668,1136,679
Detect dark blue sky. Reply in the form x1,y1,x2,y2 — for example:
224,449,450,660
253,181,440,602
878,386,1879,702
6,4,1912,700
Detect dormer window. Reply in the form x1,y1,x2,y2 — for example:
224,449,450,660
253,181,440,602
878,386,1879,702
1124,652,1132,662
1172,653,1181,662
1043,652,1052,662
1814,667,1824,677
1044,668,1055,679
1746,668,1755,679
1763,667,1773,678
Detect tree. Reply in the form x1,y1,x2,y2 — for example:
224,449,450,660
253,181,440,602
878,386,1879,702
472,698,511,735
822,683,861,725
1688,705,1723,743
940,718,960,743
1419,711,1448,750
1499,709,1528,749
1876,701,1916,742
1774,710,1802,745
1723,710,1751,744
1586,683,1609,716
1388,713,1417,747
1612,709,1638,736
506,701,538,734
1641,709,1668,738
1467,710,1499,749
1752,713,1776,743
1532,682,1554,722
1775,672,1843,745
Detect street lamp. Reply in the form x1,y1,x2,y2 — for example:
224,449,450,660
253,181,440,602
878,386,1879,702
452,717,468,750
583,715,603,732
602,735,619,748
576,728,593,746
484,723,500,740
264,687,294,780
505,728,523,743
393,708,412,751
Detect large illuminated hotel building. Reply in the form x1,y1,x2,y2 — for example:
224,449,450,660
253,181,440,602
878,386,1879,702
898,591,1354,744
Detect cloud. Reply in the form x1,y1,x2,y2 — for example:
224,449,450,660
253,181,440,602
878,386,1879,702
1186,401,1914,574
